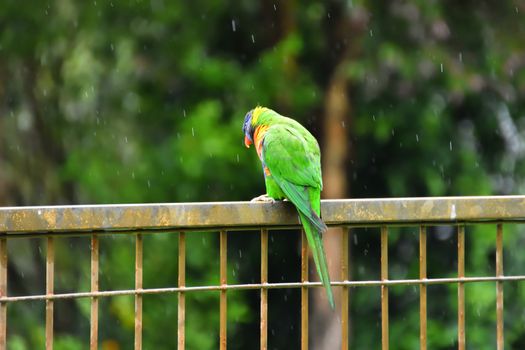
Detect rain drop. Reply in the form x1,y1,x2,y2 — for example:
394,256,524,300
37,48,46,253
372,115,376,121
125,136,128,143
449,141,453,151
236,154,240,162
183,109,186,117
238,250,242,258
369,29,374,37
231,19,236,32
251,34,255,43
440,63,444,73
353,235,358,245
191,127,195,137
459,52,463,63
341,121,346,128
416,134,419,142
147,180,151,188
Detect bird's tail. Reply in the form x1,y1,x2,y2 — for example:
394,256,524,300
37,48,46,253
299,212,335,309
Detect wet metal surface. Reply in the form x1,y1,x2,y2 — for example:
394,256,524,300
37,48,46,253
419,226,427,350
2,196,525,234
381,226,389,350
300,230,308,350
457,226,466,350
46,237,54,350
219,230,227,350
341,228,349,350
90,235,99,350
260,229,268,350
178,232,186,350
496,224,504,350
1,196,523,350
134,234,143,350
0,238,6,348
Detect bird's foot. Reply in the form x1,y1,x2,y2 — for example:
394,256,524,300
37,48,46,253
251,194,276,203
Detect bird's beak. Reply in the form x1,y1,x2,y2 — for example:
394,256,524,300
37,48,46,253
244,135,252,148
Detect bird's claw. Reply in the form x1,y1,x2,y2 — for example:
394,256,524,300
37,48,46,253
251,194,276,203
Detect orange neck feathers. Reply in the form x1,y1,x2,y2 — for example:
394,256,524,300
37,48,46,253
253,125,269,158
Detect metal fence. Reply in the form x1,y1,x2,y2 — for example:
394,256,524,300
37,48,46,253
1,196,525,349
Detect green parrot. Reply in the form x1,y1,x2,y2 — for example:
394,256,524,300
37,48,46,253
243,106,335,309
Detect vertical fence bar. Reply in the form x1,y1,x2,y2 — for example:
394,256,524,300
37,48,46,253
134,234,143,350
90,235,99,350
341,228,349,350
496,223,504,350
301,230,309,350
178,232,186,350
457,226,465,350
46,237,55,350
381,226,389,350
220,230,227,350
419,226,427,350
0,237,7,349
260,229,268,350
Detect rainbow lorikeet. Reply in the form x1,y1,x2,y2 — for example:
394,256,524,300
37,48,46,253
243,106,334,309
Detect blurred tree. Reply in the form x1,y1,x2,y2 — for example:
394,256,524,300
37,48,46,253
1,0,525,349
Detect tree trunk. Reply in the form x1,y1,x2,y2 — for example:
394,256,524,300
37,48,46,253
312,65,351,350
312,4,367,348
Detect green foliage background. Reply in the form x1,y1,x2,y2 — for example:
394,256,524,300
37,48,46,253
1,0,525,349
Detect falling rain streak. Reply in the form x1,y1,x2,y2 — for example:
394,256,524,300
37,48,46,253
231,20,236,32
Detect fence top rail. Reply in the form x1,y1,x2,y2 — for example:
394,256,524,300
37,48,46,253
1,195,525,235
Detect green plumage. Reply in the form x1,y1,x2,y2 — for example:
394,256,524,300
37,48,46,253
244,107,335,309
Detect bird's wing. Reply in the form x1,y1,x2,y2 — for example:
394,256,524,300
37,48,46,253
262,124,326,231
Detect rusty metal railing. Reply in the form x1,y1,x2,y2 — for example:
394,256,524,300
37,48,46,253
1,196,525,349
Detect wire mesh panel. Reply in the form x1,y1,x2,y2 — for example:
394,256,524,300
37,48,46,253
0,197,524,348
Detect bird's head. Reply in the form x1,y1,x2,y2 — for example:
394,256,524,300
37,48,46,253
242,109,255,148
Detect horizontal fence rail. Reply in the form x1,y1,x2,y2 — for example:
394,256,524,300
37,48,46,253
1,196,525,349
2,196,525,234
